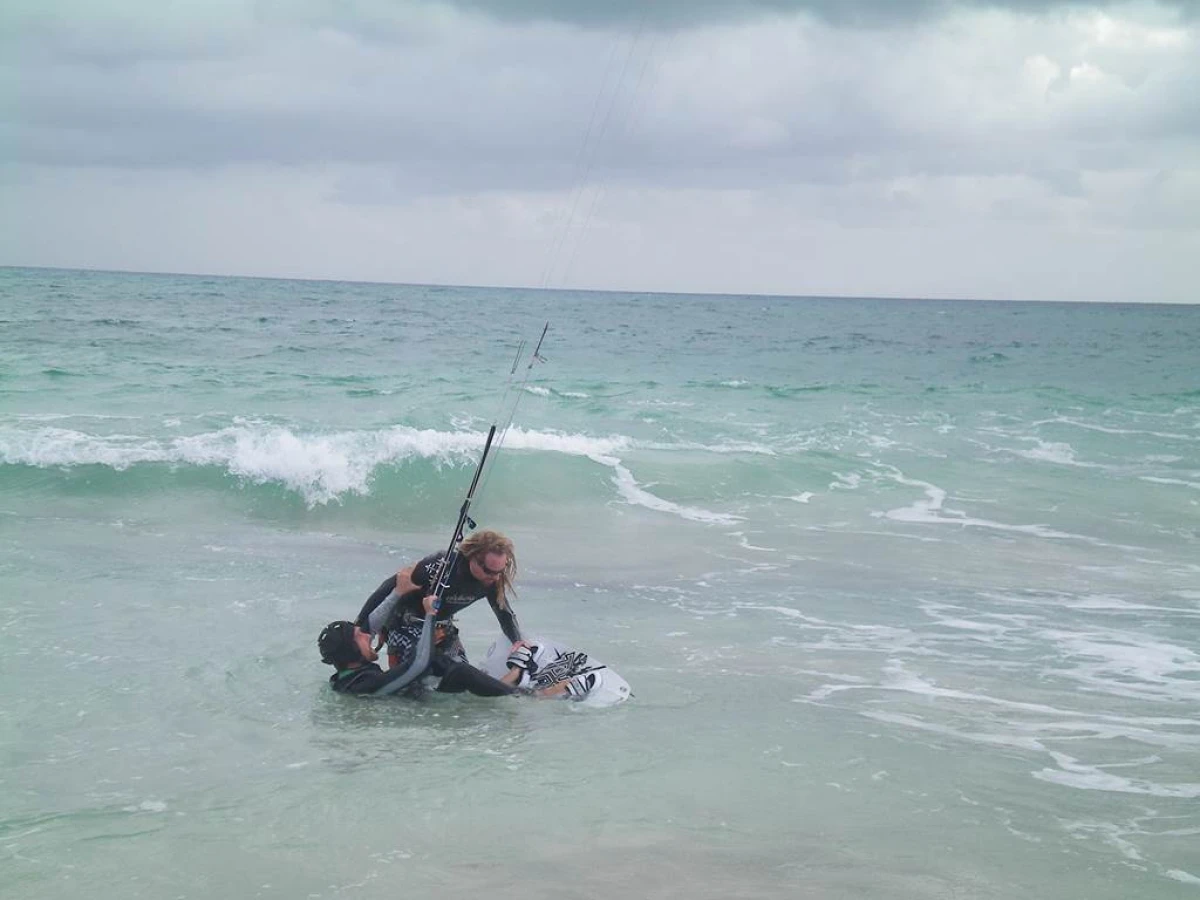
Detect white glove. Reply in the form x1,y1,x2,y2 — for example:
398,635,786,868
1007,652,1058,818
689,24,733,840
565,671,597,700
507,644,537,673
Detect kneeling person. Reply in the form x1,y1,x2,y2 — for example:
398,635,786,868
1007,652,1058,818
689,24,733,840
317,621,592,699
318,620,517,697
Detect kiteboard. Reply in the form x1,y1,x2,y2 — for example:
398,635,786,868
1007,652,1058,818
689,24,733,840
481,637,632,707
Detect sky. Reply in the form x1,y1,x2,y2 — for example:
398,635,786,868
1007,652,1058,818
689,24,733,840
2,0,1198,302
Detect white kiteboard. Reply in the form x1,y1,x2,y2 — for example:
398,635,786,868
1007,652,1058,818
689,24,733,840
482,637,632,707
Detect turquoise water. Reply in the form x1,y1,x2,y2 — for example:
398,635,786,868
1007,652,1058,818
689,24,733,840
1,266,1198,898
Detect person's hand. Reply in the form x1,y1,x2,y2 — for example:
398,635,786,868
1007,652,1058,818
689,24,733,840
564,671,597,700
394,566,417,595
422,594,437,615
373,629,386,652
507,644,537,673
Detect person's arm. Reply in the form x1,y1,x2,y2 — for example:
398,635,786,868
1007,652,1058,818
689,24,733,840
499,661,524,687
355,560,423,642
355,554,432,628
354,574,399,629
364,567,421,642
489,594,522,644
394,565,418,595
370,605,436,695
436,662,518,696
340,661,422,696
500,644,594,699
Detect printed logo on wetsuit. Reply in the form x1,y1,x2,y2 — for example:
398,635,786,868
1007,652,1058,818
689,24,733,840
440,592,482,611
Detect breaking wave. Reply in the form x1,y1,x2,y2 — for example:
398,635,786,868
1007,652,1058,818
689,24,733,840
0,422,759,522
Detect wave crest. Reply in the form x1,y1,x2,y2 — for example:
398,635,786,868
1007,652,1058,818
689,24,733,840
1,423,756,520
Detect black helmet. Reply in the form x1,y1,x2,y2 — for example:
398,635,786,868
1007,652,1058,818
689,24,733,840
318,621,360,667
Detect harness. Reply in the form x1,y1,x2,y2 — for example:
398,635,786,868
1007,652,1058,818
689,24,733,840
387,613,459,645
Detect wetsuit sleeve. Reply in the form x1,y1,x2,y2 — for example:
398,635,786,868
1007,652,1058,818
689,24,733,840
436,662,516,696
347,660,515,697
337,664,422,696
367,662,429,695
355,574,399,629
489,594,522,644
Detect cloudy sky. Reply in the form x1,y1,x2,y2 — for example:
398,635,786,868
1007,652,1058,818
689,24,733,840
2,0,1197,301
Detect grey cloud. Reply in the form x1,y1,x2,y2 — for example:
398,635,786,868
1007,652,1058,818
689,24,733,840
437,0,1196,28
3,0,1197,281
9,9,1196,186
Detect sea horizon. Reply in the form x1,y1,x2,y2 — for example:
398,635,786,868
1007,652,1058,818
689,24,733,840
5,262,1195,307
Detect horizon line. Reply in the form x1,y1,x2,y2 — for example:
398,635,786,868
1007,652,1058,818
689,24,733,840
2,263,1196,307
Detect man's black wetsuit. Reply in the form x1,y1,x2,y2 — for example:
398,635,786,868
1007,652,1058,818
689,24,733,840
354,551,522,671
330,662,416,695
329,661,515,697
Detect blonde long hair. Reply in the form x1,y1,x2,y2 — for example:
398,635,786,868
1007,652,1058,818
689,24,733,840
459,529,517,610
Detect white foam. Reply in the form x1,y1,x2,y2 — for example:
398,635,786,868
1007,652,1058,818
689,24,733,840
728,531,777,551
5,423,754,510
1033,752,1200,798
929,616,1009,634
642,438,775,456
830,472,862,491
806,660,1197,737
1018,720,1200,750
498,426,631,458
602,455,743,525
735,604,832,628
0,424,487,498
1058,594,1200,616
1011,438,1100,468
848,704,1198,764
123,799,168,813
0,424,640,474
815,527,944,544
1038,628,1200,704
874,467,1081,540
498,426,768,459
1140,476,1200,491
10,413,141,421
857,711,1046,753
1063,820,1145,862
1045,416,1196,442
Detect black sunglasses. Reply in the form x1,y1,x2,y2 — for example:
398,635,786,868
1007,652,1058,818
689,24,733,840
476,557,507,577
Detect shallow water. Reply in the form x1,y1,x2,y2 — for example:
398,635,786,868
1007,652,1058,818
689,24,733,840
2,267,1198,898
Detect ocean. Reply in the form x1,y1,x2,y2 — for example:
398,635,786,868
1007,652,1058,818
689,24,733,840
1,266,1197,899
